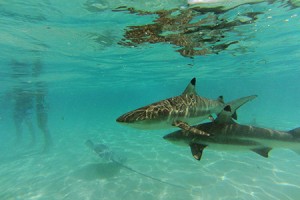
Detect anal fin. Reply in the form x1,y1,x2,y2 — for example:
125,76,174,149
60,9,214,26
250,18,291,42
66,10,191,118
251,147,272,158
190,143,207,161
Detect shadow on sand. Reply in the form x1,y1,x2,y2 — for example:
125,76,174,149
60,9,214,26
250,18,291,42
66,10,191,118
72,162,122,181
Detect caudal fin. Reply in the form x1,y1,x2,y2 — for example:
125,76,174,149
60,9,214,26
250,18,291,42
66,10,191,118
215,95,257,124
226,95,257,119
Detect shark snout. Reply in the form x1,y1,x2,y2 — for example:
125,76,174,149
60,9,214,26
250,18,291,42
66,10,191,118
163,135,170,140
163,132,190,147
116,116,125,123
116,113,137,123
116,109,147,123
163,133,177,142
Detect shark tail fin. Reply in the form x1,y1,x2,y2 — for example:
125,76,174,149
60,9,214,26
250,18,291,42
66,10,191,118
288,127,300,138
226,95,258,120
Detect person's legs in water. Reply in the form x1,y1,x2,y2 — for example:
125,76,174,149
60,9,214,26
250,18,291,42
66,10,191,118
13,111,23,144
36,96,52,151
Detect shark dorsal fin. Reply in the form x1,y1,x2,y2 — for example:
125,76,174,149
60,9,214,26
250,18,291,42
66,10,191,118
218,95,257,122
224,105,231,112
215,105,235,124
182,78,197,95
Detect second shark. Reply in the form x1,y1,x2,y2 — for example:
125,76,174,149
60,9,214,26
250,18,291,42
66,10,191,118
164,103,300,161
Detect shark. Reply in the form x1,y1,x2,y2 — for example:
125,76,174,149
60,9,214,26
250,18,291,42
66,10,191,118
116,77,257,135
163,103,300,161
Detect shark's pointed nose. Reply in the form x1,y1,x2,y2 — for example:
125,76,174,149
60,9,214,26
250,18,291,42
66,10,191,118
116,116,125,123
116,109,147,123
163,134,172,141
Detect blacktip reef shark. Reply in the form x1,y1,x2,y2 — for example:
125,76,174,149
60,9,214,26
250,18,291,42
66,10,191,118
117,77,257,136
85,140,185,189
163,103,300,161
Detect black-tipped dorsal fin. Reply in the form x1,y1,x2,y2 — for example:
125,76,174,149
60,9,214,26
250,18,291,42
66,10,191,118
215,105,234,124
224,105,231,112
251,147,272,158
182,78,197,95
221,95,257,121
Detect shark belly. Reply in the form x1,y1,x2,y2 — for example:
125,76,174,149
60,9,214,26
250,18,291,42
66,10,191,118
194,130,300,154
193,135,263,151
119,115,211,130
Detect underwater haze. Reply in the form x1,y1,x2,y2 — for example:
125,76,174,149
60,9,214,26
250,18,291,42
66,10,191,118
1,0,300,199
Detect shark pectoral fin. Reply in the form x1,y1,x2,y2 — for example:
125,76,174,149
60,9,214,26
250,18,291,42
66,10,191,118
172,120,191,131
190,143,207,160
173,120,211,137
251,147,272,158
189,126,211,137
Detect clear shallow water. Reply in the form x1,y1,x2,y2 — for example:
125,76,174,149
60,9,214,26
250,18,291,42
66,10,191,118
1,0,300,199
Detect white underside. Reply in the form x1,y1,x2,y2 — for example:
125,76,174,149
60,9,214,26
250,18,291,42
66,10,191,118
120,115,210,130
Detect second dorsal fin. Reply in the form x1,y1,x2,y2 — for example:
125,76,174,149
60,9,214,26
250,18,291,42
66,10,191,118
217,96,224,103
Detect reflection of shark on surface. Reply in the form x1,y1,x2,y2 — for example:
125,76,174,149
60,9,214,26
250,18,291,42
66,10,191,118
164,102,300,161
117,77,257,136
85,140,184,188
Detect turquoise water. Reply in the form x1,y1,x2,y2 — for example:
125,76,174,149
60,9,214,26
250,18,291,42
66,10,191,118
1,0,300,199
